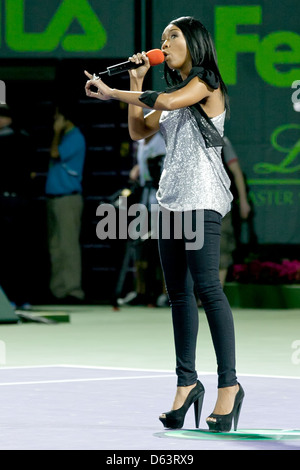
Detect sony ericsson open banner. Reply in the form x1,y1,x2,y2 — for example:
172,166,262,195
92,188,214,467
0,0,299,244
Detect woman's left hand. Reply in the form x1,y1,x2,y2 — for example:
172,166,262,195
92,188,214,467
84,71,113,101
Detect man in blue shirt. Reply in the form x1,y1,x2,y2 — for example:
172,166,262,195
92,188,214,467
46,104,86,303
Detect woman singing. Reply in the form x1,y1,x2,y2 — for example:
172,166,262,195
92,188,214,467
85,16,244,432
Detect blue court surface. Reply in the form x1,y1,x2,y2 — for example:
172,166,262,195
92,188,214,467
0,306,299,450
0,365,299,450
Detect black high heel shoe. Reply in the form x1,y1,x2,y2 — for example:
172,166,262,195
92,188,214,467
206,383,244,432
159,380,205,429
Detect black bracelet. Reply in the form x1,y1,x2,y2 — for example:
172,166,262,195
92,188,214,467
139,90,160,108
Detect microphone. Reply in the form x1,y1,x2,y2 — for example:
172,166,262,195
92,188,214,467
97,49,165,77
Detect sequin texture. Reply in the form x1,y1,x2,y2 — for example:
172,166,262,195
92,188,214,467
156,108,232,217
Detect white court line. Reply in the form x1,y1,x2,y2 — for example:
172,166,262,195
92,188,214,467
0,364,176,373
0,364,176,372
0,364,64,370
59,364,177,373
0,364,299,382
57,365,300,380
0,374,175,387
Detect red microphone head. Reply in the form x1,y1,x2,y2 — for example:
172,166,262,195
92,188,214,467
146,49,165,66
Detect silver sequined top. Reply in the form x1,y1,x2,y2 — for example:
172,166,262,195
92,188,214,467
156,107,233,217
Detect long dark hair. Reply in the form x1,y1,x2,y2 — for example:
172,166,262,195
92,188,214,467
163,16,229,114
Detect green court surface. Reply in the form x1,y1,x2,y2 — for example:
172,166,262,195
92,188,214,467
0,306,299,378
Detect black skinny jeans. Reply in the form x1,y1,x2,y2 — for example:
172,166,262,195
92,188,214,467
158,207,237,388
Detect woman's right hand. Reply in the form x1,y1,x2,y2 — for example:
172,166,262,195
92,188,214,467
128,51,150,80
84,71,113,101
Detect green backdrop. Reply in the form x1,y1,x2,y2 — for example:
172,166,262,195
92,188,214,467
0,0,299,244
151,0,300,244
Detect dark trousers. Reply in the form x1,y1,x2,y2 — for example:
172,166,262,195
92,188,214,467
158,207,237,388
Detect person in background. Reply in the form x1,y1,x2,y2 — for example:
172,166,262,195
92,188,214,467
220,137,251,287
46,104,86,304
0,104,33,309
120,130,166,306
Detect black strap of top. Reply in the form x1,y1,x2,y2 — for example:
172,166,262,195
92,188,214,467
139,67,225,148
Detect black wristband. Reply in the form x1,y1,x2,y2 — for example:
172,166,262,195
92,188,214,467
139,90,160,108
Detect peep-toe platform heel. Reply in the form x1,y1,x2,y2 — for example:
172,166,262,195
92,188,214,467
206,383,244,432
159,380,205,429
